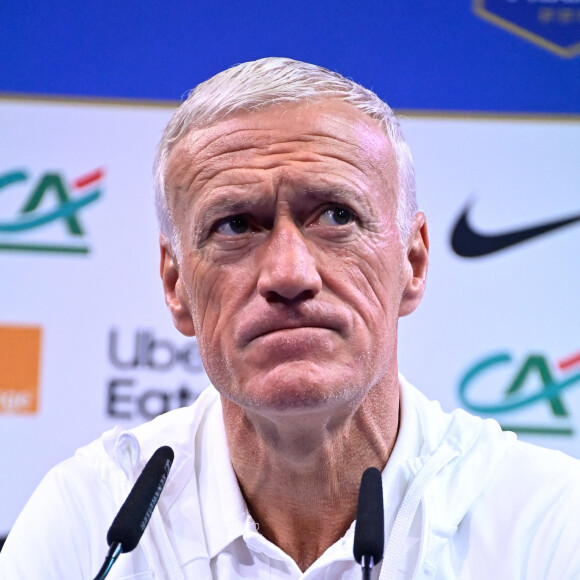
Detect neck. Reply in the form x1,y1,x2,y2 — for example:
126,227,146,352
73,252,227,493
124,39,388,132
221,378,399,572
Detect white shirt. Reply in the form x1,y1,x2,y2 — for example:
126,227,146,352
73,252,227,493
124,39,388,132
2,376,580,579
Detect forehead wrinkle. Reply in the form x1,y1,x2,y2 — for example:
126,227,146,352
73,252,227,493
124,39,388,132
192,119,380,169
192,173,265,211
170,112,390,190
166,126,271,194
186,146,331,195
184,125,308,168
285,127,392,187
178,98,391,164
310,113,395,180
167,103,396,227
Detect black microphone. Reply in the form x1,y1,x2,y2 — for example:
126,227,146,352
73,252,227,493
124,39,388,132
92,445,174,580
353,467,384,580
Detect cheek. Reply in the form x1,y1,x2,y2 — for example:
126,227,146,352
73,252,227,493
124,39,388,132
181,255,221,336
322,235,403,325
186,255,252,350
186,263,227,378
186,256,260,391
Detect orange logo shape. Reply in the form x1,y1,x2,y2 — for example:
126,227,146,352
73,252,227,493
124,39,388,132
0,326,42,414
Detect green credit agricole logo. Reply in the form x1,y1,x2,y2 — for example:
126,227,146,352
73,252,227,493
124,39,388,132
459,348,580,436
0,168,104,254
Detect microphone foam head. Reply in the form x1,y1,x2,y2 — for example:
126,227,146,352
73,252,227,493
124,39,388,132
353,466,384,565
107,445,174,553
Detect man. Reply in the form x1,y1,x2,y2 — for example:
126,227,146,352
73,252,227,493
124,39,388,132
1,57,580,579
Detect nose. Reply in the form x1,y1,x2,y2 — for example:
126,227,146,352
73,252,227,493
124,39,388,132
257,219,322,303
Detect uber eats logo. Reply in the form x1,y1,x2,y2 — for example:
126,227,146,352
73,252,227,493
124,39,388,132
106,328,207,420
0,168,104,254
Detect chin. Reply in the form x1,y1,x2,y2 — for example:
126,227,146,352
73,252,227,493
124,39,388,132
224,362,365,416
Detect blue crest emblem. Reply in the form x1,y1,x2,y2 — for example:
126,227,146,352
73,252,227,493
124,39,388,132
473,0,580,58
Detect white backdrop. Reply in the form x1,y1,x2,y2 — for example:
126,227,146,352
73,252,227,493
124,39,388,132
1,98,579,535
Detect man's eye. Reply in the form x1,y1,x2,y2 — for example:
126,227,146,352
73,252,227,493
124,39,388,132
318,207,355,226
214,215,251,236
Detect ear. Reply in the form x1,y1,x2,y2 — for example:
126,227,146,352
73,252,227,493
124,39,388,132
159,237,196,337
399,212,429,317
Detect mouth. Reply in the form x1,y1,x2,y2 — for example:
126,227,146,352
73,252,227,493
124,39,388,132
254,325,335,342
240,309,346,346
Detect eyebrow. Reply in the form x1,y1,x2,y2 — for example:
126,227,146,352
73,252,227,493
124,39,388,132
301,184,375,217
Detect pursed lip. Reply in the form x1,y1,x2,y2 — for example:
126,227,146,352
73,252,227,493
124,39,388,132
238,306,348,347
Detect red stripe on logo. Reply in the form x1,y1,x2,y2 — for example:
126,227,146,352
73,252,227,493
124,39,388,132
557,350,580,371
73,168,105,189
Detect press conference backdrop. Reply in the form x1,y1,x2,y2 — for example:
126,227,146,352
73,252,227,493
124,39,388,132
1,1,579,542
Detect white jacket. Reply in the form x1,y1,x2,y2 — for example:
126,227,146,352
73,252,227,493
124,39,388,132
2,376,580,579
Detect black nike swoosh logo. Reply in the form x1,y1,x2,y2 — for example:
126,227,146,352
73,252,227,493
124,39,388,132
451,201,580,258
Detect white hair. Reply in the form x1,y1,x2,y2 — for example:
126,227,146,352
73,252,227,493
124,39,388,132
153,57,417,256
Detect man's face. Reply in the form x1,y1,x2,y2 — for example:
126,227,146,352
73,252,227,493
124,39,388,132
162,100,425,417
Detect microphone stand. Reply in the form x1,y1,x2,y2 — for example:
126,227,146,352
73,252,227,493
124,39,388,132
92,542,122,580
361,554,374,580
